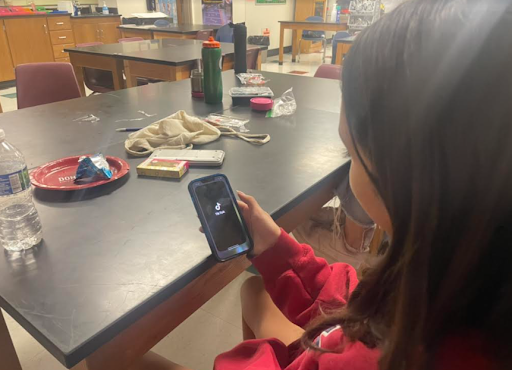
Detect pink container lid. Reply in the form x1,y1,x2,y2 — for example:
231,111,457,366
250,97,274,111
192,91,204,98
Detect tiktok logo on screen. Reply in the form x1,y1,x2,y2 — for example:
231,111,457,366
215,202,225,216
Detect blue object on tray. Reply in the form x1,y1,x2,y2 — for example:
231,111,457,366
75,154,113,182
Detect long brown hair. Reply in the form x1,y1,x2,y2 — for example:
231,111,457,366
302,1,512,369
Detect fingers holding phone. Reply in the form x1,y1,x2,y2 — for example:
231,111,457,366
190,175,281,261
236,191,281,257
189,175,253,262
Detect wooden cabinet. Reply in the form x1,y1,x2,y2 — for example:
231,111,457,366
4,17,54,65
0,15,76,81
53,43,74,59
0,15,119,82
72,21,99,45
71,17,121,45
0,20,15,82
47,15,72,31
99,22,121,44
120,28,153,40
50,29,75,45
48,16,75,62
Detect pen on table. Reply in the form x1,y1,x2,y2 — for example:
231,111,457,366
116,128,143,132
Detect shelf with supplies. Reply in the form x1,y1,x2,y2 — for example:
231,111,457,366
348,0,381,33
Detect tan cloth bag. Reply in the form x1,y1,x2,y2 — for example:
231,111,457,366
125,110,270,157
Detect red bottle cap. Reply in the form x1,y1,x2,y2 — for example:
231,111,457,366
250,97,274,111
203,36,221,48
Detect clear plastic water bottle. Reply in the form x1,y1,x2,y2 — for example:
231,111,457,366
102,1,109,15
0,129,42,251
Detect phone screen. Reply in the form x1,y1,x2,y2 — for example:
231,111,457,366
190,175,252,260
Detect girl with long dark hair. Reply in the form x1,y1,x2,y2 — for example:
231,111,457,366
133,0,512,369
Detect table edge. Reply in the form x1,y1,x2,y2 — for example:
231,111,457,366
0,163,349,368
66,44,266,67
118,25,219,35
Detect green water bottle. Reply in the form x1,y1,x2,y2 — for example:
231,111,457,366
202,37,223,104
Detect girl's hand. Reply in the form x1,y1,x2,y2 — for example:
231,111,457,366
237,191,281,257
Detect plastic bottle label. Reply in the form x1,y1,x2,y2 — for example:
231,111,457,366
0,167,31,196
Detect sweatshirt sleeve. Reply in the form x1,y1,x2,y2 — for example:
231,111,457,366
251,229,359,328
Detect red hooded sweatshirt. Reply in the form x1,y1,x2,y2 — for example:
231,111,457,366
214,230,494,370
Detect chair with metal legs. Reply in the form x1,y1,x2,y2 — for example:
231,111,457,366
298,16,327,63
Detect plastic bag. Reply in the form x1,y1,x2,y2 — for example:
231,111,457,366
266,88,297,118
75,154,112,182
229,86,273,97
205,114,250,133
236,73,268,86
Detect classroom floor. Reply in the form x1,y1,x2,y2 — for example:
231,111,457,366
262,44,333,77
0,86,17,113
0,47,332,370
0,46,332,113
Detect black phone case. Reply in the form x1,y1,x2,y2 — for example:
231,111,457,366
188,174,253,262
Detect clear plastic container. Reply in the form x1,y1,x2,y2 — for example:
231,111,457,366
229,86,274,105
0,129,42,251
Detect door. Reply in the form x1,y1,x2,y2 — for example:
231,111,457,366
72,22,99,45
0,21,15,82
4,17,54,65
98,22,120,44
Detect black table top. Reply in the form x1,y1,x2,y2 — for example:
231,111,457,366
119,23,220,35
279,19,348,25
0,71,345,368
66,38,263,66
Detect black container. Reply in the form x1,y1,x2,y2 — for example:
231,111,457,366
229,87,273,106
230,23,248,74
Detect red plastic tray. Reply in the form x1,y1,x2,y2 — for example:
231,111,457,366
30,156,130,191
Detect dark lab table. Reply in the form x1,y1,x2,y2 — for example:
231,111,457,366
65,39,264,94
119,23,220,40
0,71,346,370
333,35,355,65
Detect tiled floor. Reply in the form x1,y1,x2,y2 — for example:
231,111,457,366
0,48,332,370
0,86,18,113
2,271,254,370
261,45,333,77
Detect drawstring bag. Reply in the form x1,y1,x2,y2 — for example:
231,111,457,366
124,110,270,157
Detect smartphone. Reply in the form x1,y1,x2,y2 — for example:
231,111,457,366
188,174,253,262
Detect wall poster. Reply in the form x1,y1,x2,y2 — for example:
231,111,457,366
156,0,178,23
202,0,233,26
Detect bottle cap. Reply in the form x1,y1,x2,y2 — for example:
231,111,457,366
203,36,220,48
0,129,4,142
250,97,274,111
